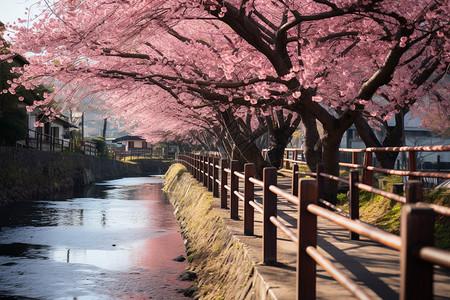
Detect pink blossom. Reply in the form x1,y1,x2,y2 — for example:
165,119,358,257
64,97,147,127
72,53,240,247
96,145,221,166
292,91,302,99
312,96,323,102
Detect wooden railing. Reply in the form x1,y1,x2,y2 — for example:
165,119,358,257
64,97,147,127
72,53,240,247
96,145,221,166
175,152,450,300
17,129,98,156
283,145,450,186
112,149,177,160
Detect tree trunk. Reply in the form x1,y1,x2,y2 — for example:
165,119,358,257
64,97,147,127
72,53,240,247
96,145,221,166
299,110,322,172
321,132,342,204
220,110,268,178
355,112,405,169
266,110,301,168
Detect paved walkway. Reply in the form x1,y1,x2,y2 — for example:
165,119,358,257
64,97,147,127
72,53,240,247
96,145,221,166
208,174,450,300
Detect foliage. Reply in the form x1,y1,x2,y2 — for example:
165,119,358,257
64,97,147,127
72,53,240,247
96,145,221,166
90,136,109,158
2,0,446,139
2,0,448,199
423,188,450,249
0,107,28,146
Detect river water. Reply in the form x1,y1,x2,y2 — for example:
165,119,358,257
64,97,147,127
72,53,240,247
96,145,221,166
0,177,190,299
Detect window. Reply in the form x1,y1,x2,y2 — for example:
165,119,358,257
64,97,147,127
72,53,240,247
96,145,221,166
52,127,59,139
128,141,135,149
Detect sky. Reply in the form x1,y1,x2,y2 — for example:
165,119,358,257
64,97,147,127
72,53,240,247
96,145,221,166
0,1,128,139
0,0,41,29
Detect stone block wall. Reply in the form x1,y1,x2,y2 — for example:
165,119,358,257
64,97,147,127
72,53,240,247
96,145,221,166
0,147,141,206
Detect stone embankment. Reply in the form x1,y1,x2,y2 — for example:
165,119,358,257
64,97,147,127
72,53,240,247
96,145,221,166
0,147,141,206
164,164,257,300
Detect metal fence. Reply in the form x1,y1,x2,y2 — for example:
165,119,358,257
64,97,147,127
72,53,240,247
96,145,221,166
17,129,98,156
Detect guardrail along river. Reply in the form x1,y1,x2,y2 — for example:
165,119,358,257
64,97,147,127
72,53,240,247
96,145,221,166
0,177,190,299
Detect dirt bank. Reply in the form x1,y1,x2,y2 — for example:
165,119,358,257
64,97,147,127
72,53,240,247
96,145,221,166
163,164,256,300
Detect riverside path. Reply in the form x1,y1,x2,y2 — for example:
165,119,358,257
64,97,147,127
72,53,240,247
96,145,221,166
202,174,450,300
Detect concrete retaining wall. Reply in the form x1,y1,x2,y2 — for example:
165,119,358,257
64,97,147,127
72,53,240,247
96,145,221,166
0,147,141,206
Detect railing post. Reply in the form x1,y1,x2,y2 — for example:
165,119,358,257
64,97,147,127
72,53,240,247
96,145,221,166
408,151,417,180
349,169,360,240
400,205,434,300
210,156,214,192
207,156,212,191
203,156,208,187
285,150,291,170
196,155,200,180
194,155,198,180
316,163,325,201
244,163,255,236
292,163,299,196
352,152,357,165
220,159,228,209
297,178,317,300
362,151,373,185
198,155,202,181
405,180,423,204
230,160,240,220
213,157,219,198
263,167,277,265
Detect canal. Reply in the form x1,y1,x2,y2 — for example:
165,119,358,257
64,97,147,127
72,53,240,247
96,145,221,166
0,177,190,299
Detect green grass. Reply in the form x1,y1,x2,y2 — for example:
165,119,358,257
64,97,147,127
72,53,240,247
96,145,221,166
337,176,450,249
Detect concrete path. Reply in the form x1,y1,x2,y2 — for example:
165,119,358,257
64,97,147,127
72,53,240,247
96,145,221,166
208,174,450,300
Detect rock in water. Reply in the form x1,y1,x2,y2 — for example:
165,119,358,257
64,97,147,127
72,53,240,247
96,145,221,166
178,270,197,281
172,255,186,262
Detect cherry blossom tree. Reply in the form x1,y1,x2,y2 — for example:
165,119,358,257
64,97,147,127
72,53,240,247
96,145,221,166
3,0,448,200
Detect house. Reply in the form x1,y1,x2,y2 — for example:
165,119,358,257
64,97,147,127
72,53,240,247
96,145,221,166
20,108,78,151
112,135,150,151
27,110,77,141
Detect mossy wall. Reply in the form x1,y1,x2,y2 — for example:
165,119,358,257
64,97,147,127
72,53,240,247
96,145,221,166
0,147,141,206
164,164,255,300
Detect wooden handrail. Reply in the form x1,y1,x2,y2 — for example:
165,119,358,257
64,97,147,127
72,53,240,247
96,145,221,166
319,172,350,185
415,246,450,268
270,216,298,244
269,185,299,205
366,165,450,179
366,145,450,152
176,153,450,300
249,200,264,214
234,171,245,180
306,246,372,300
354,182,406,204
249,177,263,187
307,203,402,251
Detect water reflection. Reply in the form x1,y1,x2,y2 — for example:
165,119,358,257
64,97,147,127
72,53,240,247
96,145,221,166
0,177,189,299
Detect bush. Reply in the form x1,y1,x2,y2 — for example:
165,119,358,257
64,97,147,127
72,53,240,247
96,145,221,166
90,136,109,158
